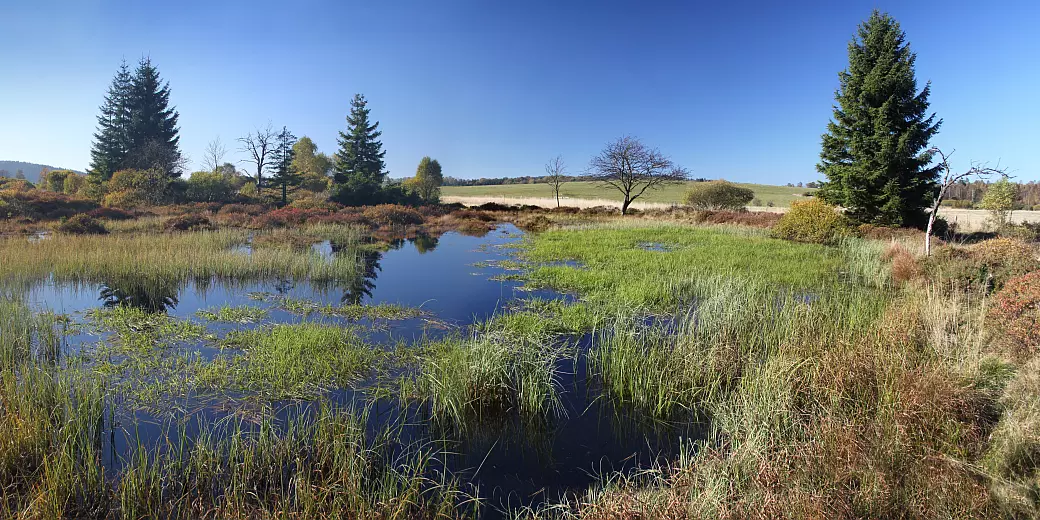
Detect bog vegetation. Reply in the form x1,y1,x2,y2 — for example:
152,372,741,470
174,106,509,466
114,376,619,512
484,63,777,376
0,8,1038,520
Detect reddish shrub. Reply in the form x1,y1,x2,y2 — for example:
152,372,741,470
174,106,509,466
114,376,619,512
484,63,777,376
87,207,135,221
691,210,782,228
0,190,97,220
164,214,214,232
988,271,1040,359
450,209,495,222
252,207,333,228
287,198,343,212
361,204,424,226
217,203,268,216
884,243,920,286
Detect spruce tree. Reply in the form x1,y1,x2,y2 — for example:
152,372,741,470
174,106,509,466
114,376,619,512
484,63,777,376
332,94,387,206
125,57,182,177
88,60,133,181
816,10,941,227
269,126,300,206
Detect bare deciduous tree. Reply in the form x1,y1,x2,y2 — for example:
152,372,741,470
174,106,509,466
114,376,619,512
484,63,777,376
544,155,567,208
203,137,227,172
238,124,277,194
589,136,689,215
925,147,1006,255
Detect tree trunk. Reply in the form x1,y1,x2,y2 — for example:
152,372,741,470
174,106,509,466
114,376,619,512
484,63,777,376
621,198,631,215
556,189,560,208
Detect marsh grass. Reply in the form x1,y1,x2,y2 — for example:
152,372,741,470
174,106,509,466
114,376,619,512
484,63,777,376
196,304,268,323
206,323,378,399
250,292,427,320
0,227,364,291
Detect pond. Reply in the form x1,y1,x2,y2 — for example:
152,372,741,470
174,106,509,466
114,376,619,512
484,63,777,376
14,224,703,516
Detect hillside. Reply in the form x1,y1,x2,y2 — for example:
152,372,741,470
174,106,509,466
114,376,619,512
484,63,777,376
0,161,84,183
442,181,816,208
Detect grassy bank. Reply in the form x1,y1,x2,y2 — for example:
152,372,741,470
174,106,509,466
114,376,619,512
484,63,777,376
514,222,1038,518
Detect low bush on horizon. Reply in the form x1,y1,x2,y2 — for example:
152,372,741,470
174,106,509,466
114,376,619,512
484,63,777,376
361,204,424,226
682,180,755,210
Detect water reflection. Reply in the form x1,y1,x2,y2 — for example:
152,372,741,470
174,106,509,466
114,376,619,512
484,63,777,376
99,277,180,313
411,232,439,254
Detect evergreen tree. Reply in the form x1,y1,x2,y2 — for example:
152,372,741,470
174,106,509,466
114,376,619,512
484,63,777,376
125,57,182,177
88,60,133,181
816,10,941,227
269,126,300,206
332,94,387,206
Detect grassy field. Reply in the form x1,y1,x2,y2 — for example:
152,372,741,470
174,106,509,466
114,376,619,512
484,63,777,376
443,180,815,207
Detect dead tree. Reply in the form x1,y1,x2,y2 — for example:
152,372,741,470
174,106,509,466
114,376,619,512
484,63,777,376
238,124,277,194
203,137,227,172
589,136,689,215
925,147,1006,255
544,155,567,208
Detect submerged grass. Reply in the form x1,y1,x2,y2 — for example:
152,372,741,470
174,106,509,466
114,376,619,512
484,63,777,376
206,323,377,399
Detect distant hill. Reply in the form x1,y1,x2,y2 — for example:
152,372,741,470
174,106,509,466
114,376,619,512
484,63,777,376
0,161,85,183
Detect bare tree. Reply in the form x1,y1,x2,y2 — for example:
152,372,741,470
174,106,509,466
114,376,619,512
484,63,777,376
589,136,689,215
203,137,227,172
925,147,1006,255
544,155,567,208
238,124,277,194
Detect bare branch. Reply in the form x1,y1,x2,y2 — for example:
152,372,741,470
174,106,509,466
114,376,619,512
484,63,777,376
203,137,227,172
238,123,277,194
588,136,689,214
543,155,567,207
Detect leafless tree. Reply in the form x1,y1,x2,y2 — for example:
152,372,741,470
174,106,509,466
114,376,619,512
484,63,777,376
238,124,277,194
544,155,567,208
203,137,227,172
589,136,689,215
925,147,1006,255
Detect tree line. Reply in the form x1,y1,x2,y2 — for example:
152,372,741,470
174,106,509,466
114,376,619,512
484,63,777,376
80,63,445,209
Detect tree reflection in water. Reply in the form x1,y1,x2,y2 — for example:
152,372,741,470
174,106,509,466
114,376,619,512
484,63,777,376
99,276,180,313
333,238,407,305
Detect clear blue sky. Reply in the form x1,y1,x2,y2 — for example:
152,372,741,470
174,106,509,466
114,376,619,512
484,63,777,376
1,1,1037,183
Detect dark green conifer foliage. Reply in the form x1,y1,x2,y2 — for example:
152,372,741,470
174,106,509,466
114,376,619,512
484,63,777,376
88,60,133,181
816,10,941,227
332,94,387,206
269,127,299,206
125,57,182,177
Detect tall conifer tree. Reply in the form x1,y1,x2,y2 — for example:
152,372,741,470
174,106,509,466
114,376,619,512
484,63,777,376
125,57,182,177
816,10,941,226
269,126,299,206
88,60,133,181
332,94,387,206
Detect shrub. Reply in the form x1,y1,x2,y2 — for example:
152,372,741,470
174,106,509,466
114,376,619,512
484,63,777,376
185,170,238,202
988,271,1040,359
361,204,424,226
927,238,1039,292
771,200,851,244
217,203,268,216
682,180,754,210
253,207,333,228
163,214,214,232
689,209,782,228
109,169,171,205
883,243,920,286
287,196,342,212
103,189,144,210
87,207,135,221
55,214,107,235
0,189,97,220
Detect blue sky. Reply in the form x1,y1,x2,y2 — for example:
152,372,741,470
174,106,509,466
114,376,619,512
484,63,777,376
1,1,1037,183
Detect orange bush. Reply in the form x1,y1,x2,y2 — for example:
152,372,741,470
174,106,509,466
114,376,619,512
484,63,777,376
988,271,1040,359
361,204,424,226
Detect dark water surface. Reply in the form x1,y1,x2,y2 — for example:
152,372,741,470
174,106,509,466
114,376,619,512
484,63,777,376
21,224,701,516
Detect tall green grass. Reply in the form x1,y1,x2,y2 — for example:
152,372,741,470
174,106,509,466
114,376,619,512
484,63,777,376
0,227,363,290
